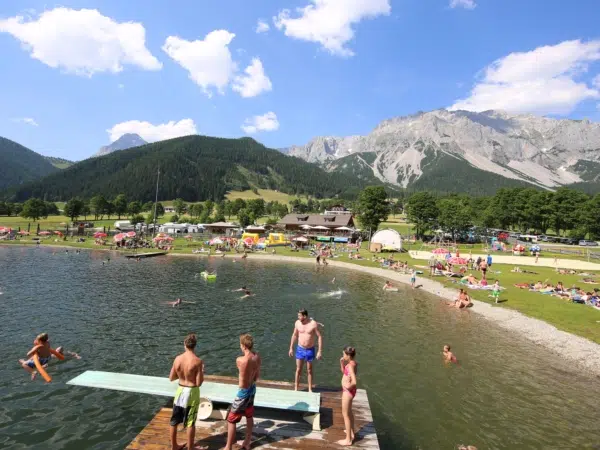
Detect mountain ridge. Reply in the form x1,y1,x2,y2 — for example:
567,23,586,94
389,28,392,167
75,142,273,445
286,109,600,191
0,137,59,189
6,135,386,202
94,133,148,157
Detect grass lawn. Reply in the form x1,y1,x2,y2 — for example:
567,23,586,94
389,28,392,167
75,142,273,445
225,189,301,203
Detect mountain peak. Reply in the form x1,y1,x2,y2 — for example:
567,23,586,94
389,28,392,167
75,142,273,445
287,109,600,191
93,133,147,157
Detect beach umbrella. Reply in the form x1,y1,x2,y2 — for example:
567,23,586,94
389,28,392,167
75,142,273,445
300,225,313,229
18,230,30,235
243,237,254,245
335,226,353,231
0,227,8,233
39,231,51,235
312,225,329,230
432,248,448,254
293,236,308,242
94,232,107,238
54,231,63,236
126,231,136,238
448,257,468,265
210,238,223,245
114,233,126,241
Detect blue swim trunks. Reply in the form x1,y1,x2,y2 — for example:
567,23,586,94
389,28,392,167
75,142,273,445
296,345,316,362
26,356,51,369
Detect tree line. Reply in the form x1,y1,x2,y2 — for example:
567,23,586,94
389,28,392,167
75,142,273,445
405,186,600,239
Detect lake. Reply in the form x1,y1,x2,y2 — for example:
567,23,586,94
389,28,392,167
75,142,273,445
0,245,598,449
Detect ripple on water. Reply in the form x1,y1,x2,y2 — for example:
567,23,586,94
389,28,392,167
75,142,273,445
0,246,598,450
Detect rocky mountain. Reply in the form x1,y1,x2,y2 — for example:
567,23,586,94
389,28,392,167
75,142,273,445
287,109,600,191
94,133,147,157
0,137,58,189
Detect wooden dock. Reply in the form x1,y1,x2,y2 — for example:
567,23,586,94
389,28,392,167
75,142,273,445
124,252,167,259
126,375,379,450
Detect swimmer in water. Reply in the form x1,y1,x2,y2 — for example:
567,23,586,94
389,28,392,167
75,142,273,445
237,288,253,299
443,345,458,364
55,346,82,360
383,281,395,290
166,298,183,307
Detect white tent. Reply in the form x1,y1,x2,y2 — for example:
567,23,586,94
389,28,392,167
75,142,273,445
371,229,402,251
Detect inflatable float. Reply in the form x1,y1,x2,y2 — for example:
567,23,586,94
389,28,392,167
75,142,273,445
34,349,64,383
201,271,217,280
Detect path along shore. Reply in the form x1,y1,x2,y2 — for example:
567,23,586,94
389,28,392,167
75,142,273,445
170,252,600,377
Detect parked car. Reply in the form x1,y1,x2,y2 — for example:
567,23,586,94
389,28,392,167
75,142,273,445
561,238,579,245
579,240,599,246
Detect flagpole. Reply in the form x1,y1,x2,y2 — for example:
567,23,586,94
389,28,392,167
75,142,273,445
152,166,160,238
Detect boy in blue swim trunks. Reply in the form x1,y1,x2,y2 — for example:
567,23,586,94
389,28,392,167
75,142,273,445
19,333,52,381
169,333,204,450
225,334,261,450
289,309,323,392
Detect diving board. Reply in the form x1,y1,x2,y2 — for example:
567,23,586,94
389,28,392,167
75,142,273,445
67,371,321,429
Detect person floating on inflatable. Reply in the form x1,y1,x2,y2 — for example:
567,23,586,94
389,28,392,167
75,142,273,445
19,332,64,382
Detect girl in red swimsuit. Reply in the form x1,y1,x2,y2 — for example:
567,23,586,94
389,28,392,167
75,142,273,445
338,346,358,446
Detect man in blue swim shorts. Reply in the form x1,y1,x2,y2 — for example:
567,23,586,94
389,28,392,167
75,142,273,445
289,309,323,392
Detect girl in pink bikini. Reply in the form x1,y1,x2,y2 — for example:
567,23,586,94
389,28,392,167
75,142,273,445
337,346,358,446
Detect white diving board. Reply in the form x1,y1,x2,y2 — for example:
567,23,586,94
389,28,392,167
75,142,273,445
67,371,321,429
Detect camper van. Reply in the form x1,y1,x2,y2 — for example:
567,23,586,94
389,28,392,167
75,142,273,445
114,220,134,231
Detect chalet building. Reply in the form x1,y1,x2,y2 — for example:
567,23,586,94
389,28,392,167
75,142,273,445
278,214,355,232
324,205,352,215
204,222,239,235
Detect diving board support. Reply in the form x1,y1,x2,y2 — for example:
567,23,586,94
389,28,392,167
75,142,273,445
303,411,321,431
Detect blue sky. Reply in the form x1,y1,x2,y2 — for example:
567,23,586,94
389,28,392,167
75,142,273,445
1,0,599,160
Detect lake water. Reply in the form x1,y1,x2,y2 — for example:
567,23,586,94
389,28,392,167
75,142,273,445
0,245,598,450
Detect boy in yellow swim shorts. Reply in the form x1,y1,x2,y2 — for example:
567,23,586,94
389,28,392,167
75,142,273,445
169,333,204,450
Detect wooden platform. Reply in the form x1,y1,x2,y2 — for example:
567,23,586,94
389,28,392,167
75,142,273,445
126,375,379,450
124,252,167,259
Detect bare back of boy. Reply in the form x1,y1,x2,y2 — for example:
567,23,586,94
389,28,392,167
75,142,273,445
238,351,261,389
172,352,203,387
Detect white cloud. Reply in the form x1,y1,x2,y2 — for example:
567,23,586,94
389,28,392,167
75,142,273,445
162,30,237,97
163,30,272,98
118,83,125,89
450,40,600,115
256,20,270,33
273,0,391,57
232,58,272,98
13,117,38,126
593,74,600,89
108,119,197,143
0,8,161,76
449,0,477,9
242,112,279,134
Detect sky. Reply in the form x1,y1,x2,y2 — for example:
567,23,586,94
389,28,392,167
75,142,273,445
0,0,599,160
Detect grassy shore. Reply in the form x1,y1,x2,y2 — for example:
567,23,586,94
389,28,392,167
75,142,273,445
3,236,600,345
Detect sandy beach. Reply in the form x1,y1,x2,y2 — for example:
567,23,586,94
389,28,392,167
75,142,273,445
170,251,600,377
409,250,600,271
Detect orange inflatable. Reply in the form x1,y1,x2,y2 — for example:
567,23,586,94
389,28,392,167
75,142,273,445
33,348,64,383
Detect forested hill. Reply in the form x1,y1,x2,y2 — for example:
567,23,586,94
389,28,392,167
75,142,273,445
7,135,379,202
0,137,59,189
